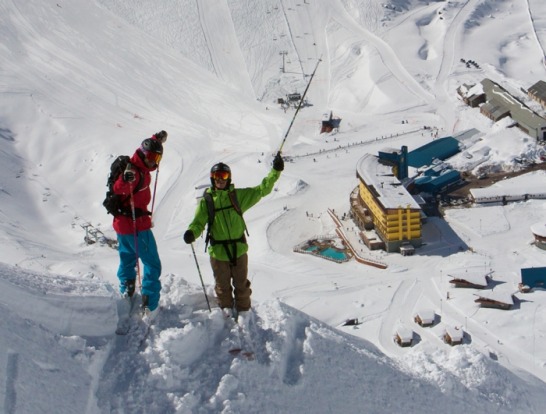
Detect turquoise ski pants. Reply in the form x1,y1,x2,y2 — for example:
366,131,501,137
117,229,162,311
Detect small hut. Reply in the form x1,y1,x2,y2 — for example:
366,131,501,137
528,80,546,109
320,110,341,134
474,291,514,310
414,309,435,327
394,327,413,347
530,223,546,250
457,83,486,108
321,111,334,134
448,271,489,289
444,327,464,346
400,243,415,256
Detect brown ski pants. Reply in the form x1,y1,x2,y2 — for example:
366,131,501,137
210,253,252,311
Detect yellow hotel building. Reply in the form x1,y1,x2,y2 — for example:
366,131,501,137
354,154,422,253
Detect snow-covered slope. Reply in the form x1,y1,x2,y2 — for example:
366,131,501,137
2,0,546,412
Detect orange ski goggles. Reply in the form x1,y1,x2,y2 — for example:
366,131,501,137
211,170,230,181
145,151,162,165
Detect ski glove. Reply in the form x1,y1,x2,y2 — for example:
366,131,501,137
123,168,136,183
183,230,195,244
272,153,284,171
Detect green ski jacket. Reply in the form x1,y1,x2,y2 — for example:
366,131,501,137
188,168,281,261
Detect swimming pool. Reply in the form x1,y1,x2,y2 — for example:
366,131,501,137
321,246,349,261
304,244,350,262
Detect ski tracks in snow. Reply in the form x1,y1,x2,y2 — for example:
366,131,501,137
377,278,422,355
328,0,435,106
526,0,546,70
196,0,254,98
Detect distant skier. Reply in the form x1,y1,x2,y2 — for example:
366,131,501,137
183,153,284,316
112,131,167,317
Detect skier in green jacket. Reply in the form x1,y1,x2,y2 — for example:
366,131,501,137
183,153,284,315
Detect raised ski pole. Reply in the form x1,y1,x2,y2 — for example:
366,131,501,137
278,56,322,154
190,242,212,312
127,164,142,288
150,131,168,217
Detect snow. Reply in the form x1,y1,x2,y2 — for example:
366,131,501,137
2,0,546,413
470,170,546,200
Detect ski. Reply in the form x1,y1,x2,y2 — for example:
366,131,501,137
227,329,254,360
136,318,152,349
226,310,256,360
115,294,139,335
228,348,255,360
236,330,256,361
137,307,161,348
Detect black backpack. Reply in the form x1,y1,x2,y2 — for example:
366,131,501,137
102,156,144,217
203,189,248,248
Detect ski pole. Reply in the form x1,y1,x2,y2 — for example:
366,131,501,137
190,242,212,312
150,166,159,217
150,130,167,218
127,164,142,288
278,56,322,154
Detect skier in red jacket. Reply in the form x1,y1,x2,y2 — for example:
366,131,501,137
112,131,166,317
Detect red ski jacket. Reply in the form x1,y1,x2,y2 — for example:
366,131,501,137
112,150,156,235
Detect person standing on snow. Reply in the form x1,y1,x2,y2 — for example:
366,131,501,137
112,131,167,317
183,153,284,317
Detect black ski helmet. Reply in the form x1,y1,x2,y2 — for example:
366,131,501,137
138,138,163,166
210,162,231,187
141,138,163,154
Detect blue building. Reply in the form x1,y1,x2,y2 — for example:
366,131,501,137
521,267,546,289
407,137,461,168
377,137,462,196
414,169,461,195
